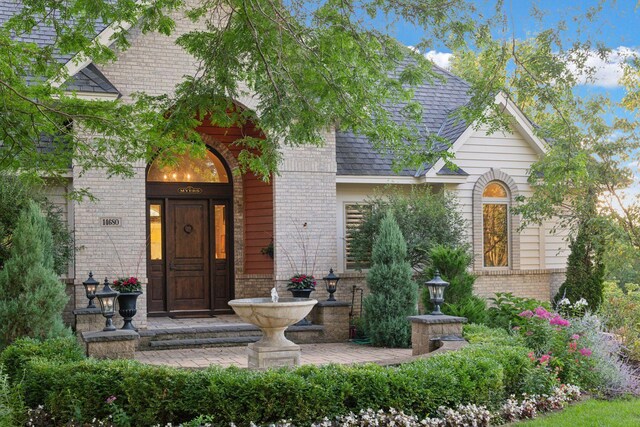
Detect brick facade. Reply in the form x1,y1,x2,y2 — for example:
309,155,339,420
272,129,338,292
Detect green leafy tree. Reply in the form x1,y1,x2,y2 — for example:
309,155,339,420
555,220,606,311
0,201,70,348
350,186,467,273
1,0,479,182
363,211,418,347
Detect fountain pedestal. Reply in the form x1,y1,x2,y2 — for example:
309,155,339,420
248,342,301,369
228,297,317,370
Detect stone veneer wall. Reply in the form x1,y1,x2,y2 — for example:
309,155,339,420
273,129,338,292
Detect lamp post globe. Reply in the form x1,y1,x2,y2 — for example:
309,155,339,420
95,278,119,331
323,268,340,301
82,271,99,309
425,269,449,315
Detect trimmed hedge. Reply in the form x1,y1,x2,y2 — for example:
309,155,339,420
0,337,550,427
463,323,525,347
0,336,84,381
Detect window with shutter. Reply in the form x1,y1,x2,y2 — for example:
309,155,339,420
344,204,370,270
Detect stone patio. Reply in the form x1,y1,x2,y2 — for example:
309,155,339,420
135,342,412,369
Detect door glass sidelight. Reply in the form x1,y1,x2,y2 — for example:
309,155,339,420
149,204,163,260
214,205,226,260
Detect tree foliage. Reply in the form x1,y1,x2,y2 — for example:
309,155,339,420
450,4,640,258
555,219,606,311
349,186,467,273
421,245,487,324
1,0,481,183
0,201,70,348
0,174,73,275
363,211,418,347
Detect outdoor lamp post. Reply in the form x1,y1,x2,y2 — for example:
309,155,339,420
425,270,449,315
82,271,99,309
95,278,119,331
323,268,340,301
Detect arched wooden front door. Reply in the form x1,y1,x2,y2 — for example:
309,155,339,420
146,149,233,316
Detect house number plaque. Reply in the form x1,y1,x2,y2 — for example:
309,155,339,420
101,217,122,227
178,186,203,194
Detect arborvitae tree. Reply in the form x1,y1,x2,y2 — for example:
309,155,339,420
363,211,418,347
0,201,70,347
554,221,605,311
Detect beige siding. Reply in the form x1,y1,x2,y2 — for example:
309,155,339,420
451,125,569,271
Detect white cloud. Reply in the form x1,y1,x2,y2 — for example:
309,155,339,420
424,50,453,70
568,46,637,88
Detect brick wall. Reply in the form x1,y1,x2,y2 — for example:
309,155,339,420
325,268,566,320
272,129,338,294
474,269,566,302
72,162,148,328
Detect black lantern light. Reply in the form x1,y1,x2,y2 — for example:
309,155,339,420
95,277,119,331
82,271,99,309
425,269,449,315
323,268,340,301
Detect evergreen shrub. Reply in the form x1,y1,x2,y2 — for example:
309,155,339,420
0,202,71,348
421,245,488,323
363,211,418,347
3,340,545,427
0,174,72,275
554,224,605,311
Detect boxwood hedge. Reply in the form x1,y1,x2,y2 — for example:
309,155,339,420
2,334,548,426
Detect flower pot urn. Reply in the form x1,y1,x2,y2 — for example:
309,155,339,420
289,288,314,298
117,291,142,330
288,288,314,325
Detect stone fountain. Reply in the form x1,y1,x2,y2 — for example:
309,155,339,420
228,289,317,369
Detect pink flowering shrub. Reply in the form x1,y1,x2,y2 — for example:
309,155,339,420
514,306,598,388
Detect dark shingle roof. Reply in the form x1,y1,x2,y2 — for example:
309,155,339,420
63,64,119,94
336,62,472,177
0,0,118,94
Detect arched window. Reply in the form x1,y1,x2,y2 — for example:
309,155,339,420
482,181,509,267
147,150,229,183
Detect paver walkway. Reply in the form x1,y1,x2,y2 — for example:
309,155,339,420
135,343,413,369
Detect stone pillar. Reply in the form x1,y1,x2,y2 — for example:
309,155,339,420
408,315,466,356
312,300,350,342
81,330,139,360
73,307,104,335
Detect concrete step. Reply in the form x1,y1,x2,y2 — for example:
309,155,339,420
150,335,261,350
137,323,325,351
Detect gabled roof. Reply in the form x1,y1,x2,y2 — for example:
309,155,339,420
336,62,472,176
0,0,118,95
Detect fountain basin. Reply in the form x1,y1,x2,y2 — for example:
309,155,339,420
228,297,317,369
229,297,317,330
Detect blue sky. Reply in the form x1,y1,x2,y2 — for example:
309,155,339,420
387,0,640,98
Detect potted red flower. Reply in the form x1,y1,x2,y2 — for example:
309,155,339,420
286,274,316,298
112,277,142,330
